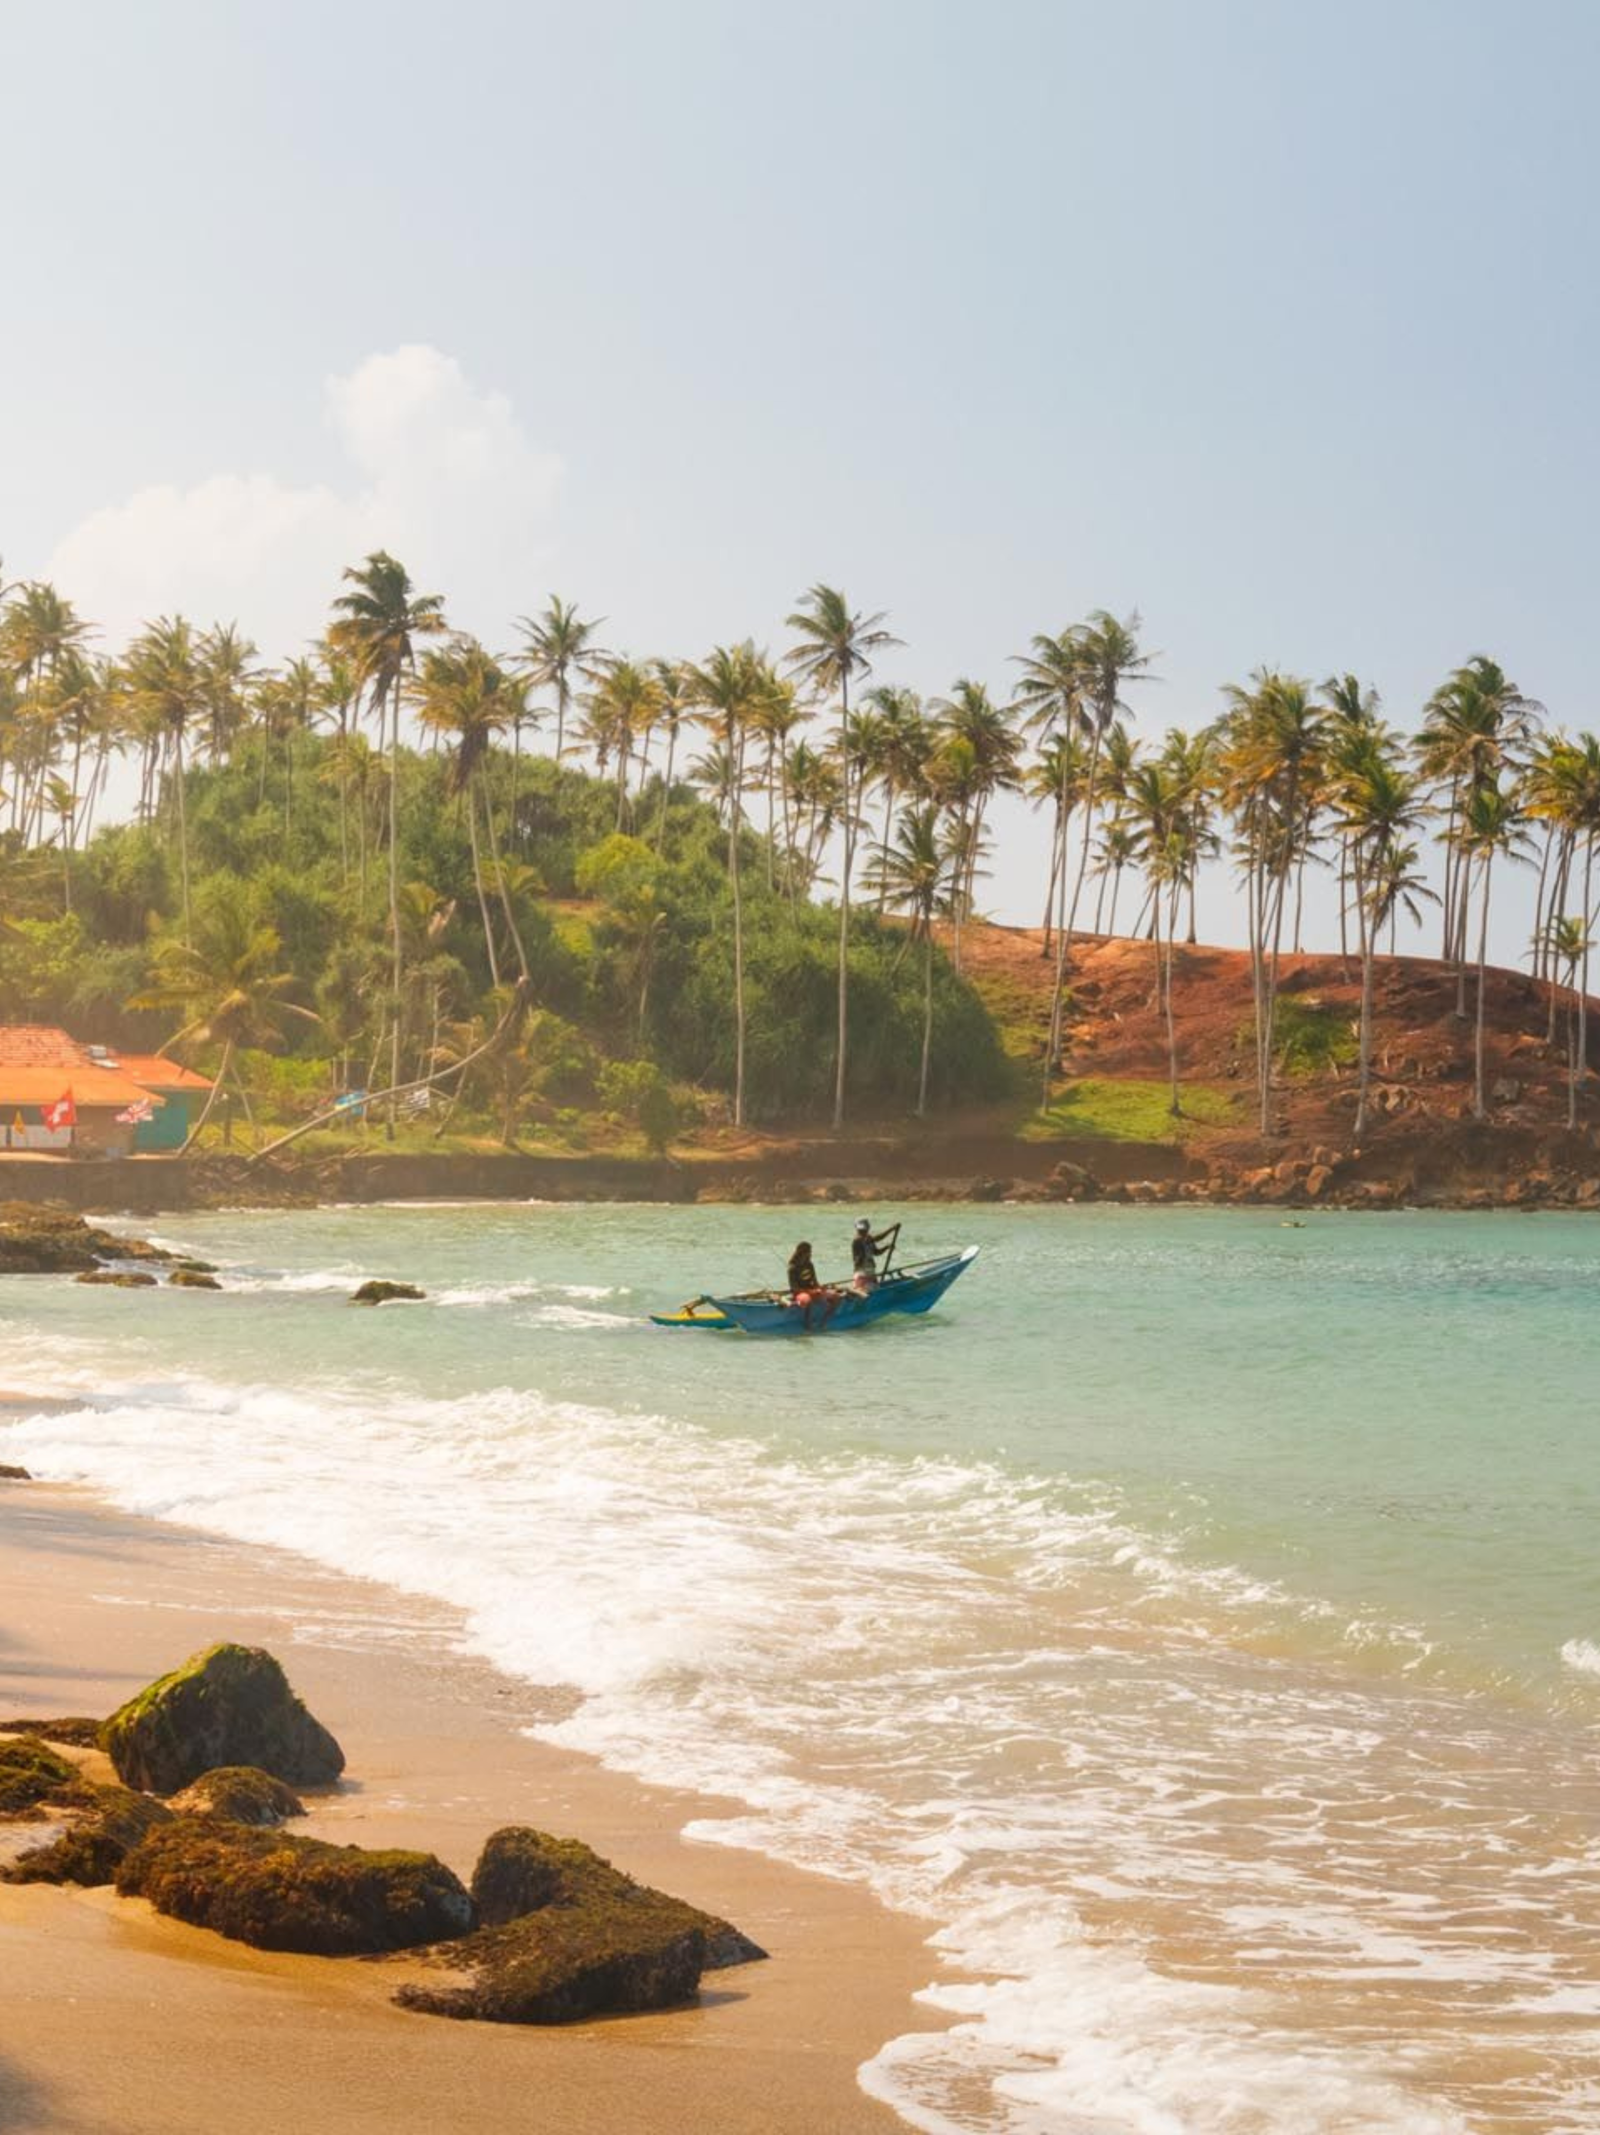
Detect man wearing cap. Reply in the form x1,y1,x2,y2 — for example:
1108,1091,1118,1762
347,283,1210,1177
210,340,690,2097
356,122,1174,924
850,1217,900,1292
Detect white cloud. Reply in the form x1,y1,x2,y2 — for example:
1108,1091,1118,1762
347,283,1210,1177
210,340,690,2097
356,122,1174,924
49,345,562,658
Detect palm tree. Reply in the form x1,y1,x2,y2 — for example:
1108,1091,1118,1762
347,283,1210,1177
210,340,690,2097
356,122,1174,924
413,639,526,984
1327,732,1426,1138
1458,780,1532,1119
1219,669,1327,1134
515,596,607,763
931,680,1021,947
1013,629,1089,958
581,658,663,829
784,585,901,1129
649,658,693,851
330,552,447,1131
122,616,205,942
129,880,319,1149
869,802,956,1115
1123,758,1196,1117
684,641,769,1127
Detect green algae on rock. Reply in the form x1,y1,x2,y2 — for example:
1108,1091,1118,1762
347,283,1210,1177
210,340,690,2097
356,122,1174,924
167,1269,222,1290
5,1781,173,1887
102,1644,345,1795
75,1269,158,1288
169,1766,304,1826
396,1826,766,2025
0,1717,103,1748
115,1821,475,1954
0,1737,77,1816
350,1280,426,1305
469,1826,766,1969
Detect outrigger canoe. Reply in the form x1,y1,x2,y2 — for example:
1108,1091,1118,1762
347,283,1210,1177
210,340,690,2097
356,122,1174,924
651,1248,978,1336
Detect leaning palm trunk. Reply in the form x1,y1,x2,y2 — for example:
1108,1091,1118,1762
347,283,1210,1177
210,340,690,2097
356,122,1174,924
466,782,501,986
1578,838,1595,1128
180,1038,234,1153
386,678,403,1137
480,773,529,983
1043,727,1105,1103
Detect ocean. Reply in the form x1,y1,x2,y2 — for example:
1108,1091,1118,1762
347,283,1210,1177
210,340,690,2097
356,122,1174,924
4,1202,1598,2133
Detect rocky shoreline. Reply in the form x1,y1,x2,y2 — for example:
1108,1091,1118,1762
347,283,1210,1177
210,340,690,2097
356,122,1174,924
2,1640,764,2024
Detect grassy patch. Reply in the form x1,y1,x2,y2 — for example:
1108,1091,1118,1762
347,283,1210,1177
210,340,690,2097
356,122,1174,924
1021,1077,1242,1144
1241,997,1358,1077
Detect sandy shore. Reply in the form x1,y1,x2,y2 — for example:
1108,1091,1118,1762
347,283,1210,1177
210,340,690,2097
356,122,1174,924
0,1477,945,2135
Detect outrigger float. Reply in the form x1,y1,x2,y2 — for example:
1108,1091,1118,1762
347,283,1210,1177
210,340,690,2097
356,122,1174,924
650,1247,979,1336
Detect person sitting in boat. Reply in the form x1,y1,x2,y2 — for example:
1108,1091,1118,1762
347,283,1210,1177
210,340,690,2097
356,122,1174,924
787,1241,838,1328
850,1217,900,1291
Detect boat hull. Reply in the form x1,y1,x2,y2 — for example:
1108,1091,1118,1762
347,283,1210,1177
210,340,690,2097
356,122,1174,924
704,1247,978,1335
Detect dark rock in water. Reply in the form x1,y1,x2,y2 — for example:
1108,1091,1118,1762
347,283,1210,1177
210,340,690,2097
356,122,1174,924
968,1176,1013,1202
174,1259,218,1274
0,1716,101,1748
0,1464,30,1481
395,1826,765,2025
101,1643,346,1795
169,1766,305,1826
5,1781,173,1886
115,1821,475,1954
168,1269,222,1290
0,1203,172,1275
350,1280,426,1305
0,1736,77,1815
75,1270,158,1288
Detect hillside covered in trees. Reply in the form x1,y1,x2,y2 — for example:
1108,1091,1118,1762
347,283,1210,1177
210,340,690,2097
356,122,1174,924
1,554,1598,1166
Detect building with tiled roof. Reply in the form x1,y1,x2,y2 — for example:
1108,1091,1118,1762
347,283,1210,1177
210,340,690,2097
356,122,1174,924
0,1027,211,1156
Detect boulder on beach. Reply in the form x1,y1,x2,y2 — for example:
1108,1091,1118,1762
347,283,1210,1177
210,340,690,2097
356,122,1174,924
169,1766,305,1826
101,1644,346,1795
395,1827,765,2026
350,1280,426,1306
115,1821,475,1955
470,1826,766,1970
5,1780,173,1887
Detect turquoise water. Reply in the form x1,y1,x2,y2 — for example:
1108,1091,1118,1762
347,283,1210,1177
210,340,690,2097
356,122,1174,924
4,1204,1598,2133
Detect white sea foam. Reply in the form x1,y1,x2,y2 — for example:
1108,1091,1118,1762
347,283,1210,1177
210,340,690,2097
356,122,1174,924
7,1359,1594,2133
1560,1637,1600,1678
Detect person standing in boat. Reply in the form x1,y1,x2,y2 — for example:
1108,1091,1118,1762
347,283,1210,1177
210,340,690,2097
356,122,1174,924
850,1217,900,1291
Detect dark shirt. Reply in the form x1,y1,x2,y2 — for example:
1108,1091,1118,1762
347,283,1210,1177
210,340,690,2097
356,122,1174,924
852,1231,884,1274
788,1251,820,1293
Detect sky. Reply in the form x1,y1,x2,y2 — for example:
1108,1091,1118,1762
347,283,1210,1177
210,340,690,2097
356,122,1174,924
4,0,1598,960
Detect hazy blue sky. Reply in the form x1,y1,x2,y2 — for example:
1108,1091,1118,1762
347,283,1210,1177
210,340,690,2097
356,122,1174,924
4,0,1596,950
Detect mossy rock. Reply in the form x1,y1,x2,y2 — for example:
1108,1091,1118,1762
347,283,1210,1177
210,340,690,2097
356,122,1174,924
350,1280,426,1306
395,1827,764,2025
75,1270,158,1288
101,1644,345,1795
174,1259,218,1275
470,1827,765,1970
0,1716,102,1749
115,1821,475,1955
395,1907,705,2024
169,1766,304,1826
0,1737,77,1816
5,1781,173,1886
168,1269,222,1291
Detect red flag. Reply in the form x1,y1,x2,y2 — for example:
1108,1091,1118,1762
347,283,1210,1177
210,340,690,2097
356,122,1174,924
43,1089,77,1131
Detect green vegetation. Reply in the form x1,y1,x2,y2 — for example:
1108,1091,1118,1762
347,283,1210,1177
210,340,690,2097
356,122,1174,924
1257,997,1359,1077
1025,1077,1241,1144
0,1735,76,1814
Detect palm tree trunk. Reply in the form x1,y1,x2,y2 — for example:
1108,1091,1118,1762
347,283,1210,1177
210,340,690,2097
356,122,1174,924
655,723,678,851
731,728,747,1129
387,676,402,1140
1355,849,1374,1140
481,772,529,982
833,688,853,1132
1473,853,1492,1119
181,1038,233,1152
467,782,501,986
1578,838,1594,1127
174,730,192,945
917,922,933,1117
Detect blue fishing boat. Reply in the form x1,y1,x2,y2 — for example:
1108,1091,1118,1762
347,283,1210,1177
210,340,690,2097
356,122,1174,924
677,1247,978,1336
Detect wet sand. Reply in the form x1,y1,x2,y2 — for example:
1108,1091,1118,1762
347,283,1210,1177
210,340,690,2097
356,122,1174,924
0,1480,944,2135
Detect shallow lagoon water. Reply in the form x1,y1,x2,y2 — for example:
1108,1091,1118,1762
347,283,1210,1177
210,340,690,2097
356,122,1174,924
4,1203,1597,2132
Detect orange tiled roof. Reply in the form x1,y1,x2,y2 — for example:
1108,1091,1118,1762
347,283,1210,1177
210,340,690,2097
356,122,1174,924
0,1027,168,1110
114,1053,213,1093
